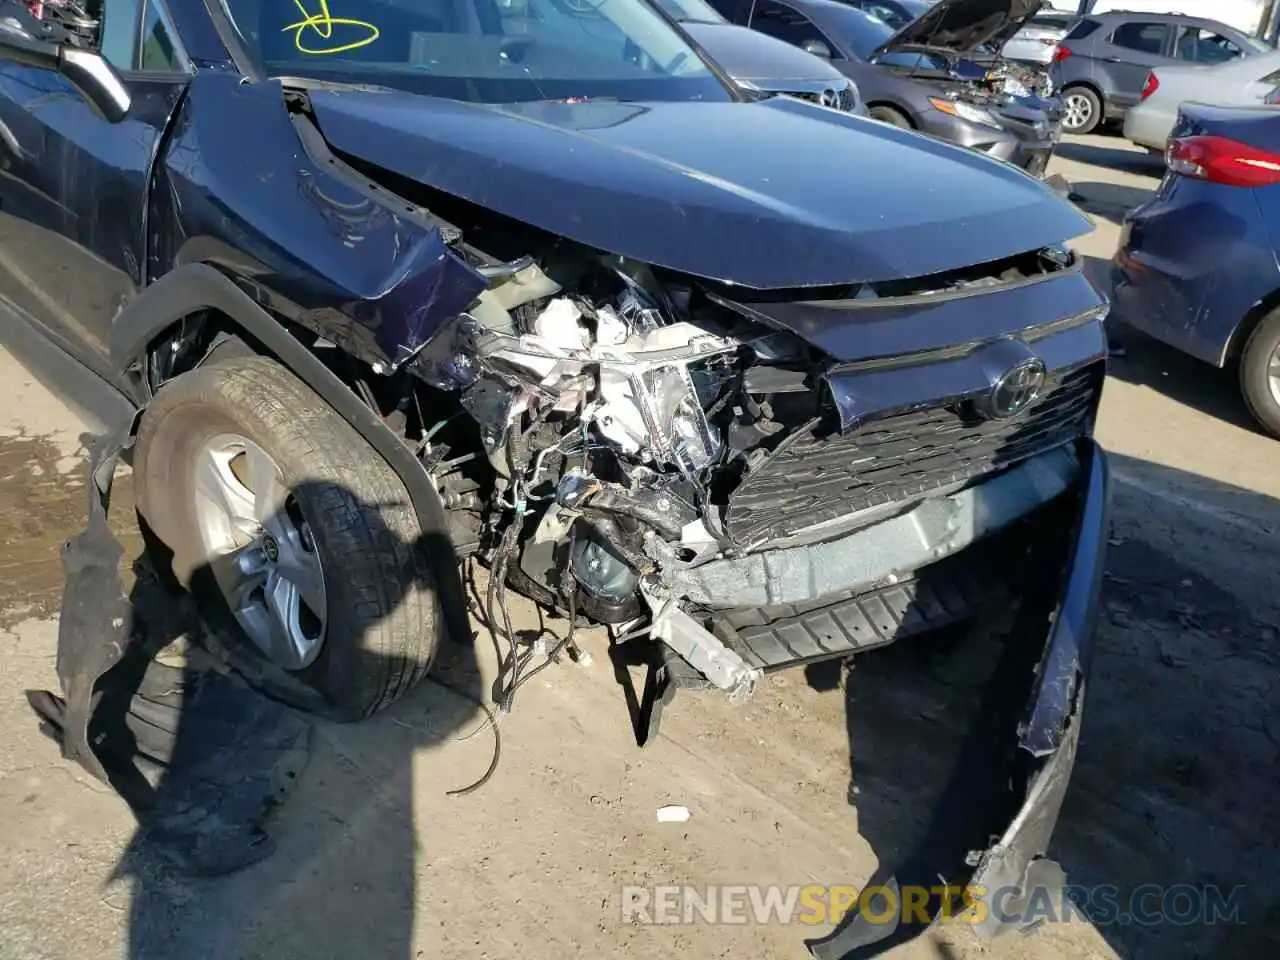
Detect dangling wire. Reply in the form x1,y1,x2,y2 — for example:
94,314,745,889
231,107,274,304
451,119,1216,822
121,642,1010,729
502,529,579,712
448,415,587,790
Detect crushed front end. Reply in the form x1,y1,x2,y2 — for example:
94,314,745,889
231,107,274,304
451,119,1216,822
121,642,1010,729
390,227,1108,946
401,228,1104,685
266,86,1111,942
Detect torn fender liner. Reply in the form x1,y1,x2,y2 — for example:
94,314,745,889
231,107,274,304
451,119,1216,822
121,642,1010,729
25,428,312,876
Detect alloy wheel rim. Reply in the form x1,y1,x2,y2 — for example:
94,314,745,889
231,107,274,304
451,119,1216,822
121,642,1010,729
192,434,327,670
1269,344,1280,410
1063,94,1092,131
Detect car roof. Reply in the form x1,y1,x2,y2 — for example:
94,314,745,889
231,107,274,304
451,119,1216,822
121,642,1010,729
1084,9,1238,23
1076,9,1264,38
772,0,867,14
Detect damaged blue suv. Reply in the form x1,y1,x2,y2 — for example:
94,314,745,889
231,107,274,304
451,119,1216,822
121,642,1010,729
0,0,1108,948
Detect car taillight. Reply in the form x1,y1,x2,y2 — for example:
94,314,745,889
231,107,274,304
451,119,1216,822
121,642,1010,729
1140,72,1159,102
1167,135,1280,187
1053,45,1072,61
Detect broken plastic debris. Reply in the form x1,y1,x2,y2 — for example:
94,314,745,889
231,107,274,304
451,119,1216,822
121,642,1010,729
595,305,629,345
656,804,690,823
534,297,587,349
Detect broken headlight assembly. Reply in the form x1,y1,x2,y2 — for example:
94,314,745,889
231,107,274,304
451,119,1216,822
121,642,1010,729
598,362,723,474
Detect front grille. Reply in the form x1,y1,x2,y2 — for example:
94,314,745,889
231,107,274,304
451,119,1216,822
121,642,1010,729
723,362,1102,545
789,87,856,112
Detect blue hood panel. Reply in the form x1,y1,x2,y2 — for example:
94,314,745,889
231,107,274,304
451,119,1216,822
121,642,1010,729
308,91,1091,288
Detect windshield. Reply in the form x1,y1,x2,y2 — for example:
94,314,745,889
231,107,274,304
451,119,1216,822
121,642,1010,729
649,0,724,22
1243,33,1272,54
824,4,953,69
857,0,926,31
217,0,731,103
821,5,894,58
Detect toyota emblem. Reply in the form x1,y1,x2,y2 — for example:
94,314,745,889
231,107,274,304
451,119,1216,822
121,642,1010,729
820,88,840,108
985,358,1046,419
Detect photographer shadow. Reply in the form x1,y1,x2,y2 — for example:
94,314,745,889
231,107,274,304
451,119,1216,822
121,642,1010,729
30,474,487,960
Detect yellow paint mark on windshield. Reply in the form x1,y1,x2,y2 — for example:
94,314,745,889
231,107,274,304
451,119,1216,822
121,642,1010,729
283,0,380,55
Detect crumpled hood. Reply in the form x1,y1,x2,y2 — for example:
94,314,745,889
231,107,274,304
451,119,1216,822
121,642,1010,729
307,89,1089,288
876,0,1043,58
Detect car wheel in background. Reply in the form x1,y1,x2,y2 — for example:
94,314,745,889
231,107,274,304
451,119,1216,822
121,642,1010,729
869,105,912,129
1062,86,1101,135
135,354,444,718
1240,310,1280,440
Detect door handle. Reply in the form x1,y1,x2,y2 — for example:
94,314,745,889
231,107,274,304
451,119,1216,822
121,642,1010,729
1102,56,1123,62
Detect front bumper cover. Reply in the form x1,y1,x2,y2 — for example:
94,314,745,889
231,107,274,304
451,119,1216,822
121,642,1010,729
806,438,1109,957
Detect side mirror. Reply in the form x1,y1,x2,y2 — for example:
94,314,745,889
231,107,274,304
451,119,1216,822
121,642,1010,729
802,39,833,59
0,31,131,123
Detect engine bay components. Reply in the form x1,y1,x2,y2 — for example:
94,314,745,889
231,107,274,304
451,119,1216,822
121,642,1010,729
388,233,1105,734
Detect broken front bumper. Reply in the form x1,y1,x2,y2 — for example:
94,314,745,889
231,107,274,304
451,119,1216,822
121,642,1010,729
806,438,1110,957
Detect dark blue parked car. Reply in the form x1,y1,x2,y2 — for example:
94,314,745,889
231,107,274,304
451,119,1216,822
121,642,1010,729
0,0,1110,931
1113,103,1280,439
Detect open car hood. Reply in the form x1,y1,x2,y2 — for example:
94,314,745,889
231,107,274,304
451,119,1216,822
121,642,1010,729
874,0,1043,58
306,89,1089,289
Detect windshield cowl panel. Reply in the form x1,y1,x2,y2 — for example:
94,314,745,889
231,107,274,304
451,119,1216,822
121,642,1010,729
218,0,733,103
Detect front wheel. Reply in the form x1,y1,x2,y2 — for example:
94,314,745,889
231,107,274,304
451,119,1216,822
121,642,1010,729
869,105,912,129
1061,86,1102,135
1239,310,1280,440
134,355,444,718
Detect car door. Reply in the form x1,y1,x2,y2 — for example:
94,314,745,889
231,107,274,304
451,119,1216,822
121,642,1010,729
0,0,190,383
1100,19,1174,108
1170,24,1249,68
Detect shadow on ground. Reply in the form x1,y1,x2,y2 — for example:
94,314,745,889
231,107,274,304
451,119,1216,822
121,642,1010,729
31,473,492,960
1057,140,1166,179
1071,181,1154,227
808,453,1279,959
1080,250,1268,437
1107,323,1266,435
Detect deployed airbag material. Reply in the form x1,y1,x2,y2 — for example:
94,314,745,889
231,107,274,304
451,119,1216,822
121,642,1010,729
25,430,312,876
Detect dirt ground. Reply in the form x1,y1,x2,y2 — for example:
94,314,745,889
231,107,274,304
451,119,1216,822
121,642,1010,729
1,135,1278,960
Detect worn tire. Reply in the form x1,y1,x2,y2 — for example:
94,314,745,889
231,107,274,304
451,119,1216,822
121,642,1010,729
869,105,912,129
1239,310,1280,440
1062,85,1102,135
134,355,442,718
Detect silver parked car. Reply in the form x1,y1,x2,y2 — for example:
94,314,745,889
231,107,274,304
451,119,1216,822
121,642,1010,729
1124,49,1280,151
1001,8,1074,64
